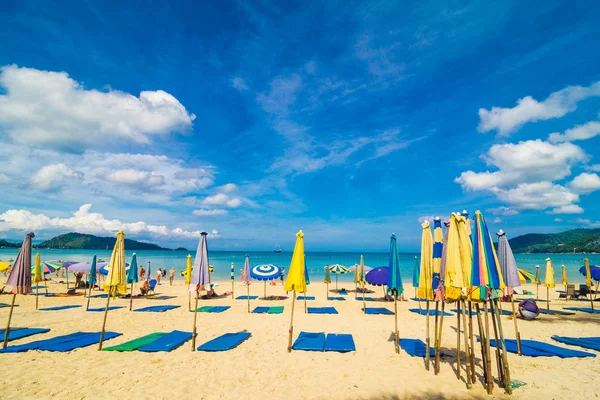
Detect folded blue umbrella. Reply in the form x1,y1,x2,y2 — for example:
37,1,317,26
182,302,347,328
292,332,326,351
197,332,251,352
133,305,180,312
362,307,394,315
0,328,50,342
328,297,346,301
564,307,600,314
307,307,338,314
40,305,81,311
324,334,355,352
409,308,453,316
552,336,600,352
138,330,193,352
399,338,437,357
205,306,230,313
252,306,270,314
297,296,315,300
87,306,124,312
236,295,258,300
489,338,595,358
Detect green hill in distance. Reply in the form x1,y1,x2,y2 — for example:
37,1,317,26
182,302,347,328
34,232,170,250
508,228,600,253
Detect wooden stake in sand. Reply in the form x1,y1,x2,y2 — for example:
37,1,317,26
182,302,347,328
510,294,522,355
2,294,16,349
425,300,431,371
247,284,250,313
468,301,476,384
192,291,199,351
456,300,461,380
433,301,440,372
435,302,445,374
129,281,134,311
482,303,494,394
98,291,113,350
287,290,297,352
460,299,472,388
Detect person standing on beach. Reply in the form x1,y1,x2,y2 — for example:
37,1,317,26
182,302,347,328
139,266,145,280
280,267,285,285
156,269,161,285
169,267,175,285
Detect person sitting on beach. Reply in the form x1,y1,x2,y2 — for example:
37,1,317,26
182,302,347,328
140,279,150,295
75,272,84,288
169,267,175,286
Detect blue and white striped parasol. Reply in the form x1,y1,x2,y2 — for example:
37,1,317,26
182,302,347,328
250,264,281,281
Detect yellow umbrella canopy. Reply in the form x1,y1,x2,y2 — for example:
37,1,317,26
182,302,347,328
561,265,567,286
185,254,192,285
104,231,127,296
284,231,306,293
545,258,555,288
32,253,43,284
417,220,434,300
444,213,471,301
0,261,10,272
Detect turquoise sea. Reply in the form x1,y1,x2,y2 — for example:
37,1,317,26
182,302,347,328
1,249,597,285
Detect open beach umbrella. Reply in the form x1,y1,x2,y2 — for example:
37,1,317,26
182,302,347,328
327,264,350,290
99,231,127,350
127,253,139,311
285,230,306,352
251,264,281,298
31,261,61,274
190,232,211,350
3,232,34,348
366,267,388,287
67,262,92,274
418,221,434,369
517,269,535,284
579,263,600,282
242,255,251,312
349,264,373,274
98,262,128,276
0,261,10,272
86,255,98,311
387,234,403,353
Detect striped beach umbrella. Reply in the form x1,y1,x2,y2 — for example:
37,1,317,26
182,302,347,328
251,264,281,299
327,264,349,290
471,211,505,300
418,221,433,300
31,261,62,274
517,269,535,284
432,218,444,291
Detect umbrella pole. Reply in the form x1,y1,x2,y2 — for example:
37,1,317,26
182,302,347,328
66,268,69,289
287,290,297,352
468,301,476,384
44,277,48,295
191,291,199,351
247,284,250,313
510,294,522,355
304,291,307,314
326,283,328,300
2,294,16,348
589,285,594,312
461,299,472,388
129,282,134,311
188,292,191,312
425,300,430,371
474,303,489,391
547,286,550,312
393,294,399,354
493,298,513,394
86,283,93,311
435,302,445,375
433,302,439,373
336,275,338,291
98,291,112,350
362,287,366,314
264,281,266,300
232,281,234,299
35,284,39,310
456,300,461,380
355,282,357,299
482,303,494,394
489,299,504,385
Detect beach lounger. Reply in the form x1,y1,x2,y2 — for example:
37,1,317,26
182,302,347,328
399,338,437,357
102,332,168,352
133,305,180,312
297,296,315,300
362,307,394,315
564,307,600,314
138,330,193,352
328,297,345,301
537,309,575,316
488,338,595,358
87,306,124,312
292,332,326,351
236,295,258,300
252,306,270,314
307,307,338,314
197,332,251,352
409,308,452,316
267,306,284,314
551,336,600,352
0,328,50,342
324,334,355,352
39,305,81,311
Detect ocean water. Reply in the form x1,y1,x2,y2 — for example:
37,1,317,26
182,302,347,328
1,248,597,285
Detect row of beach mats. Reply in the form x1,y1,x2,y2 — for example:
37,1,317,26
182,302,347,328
0,331,122,353
538,309,575,316
297,296,315,300
292,332,355,352
488,338,596,358
87,306,124,312
103,331,250,352
552,336,600,352
134,305,180,313
328,297,345,301
0,328,50,342
191,306,230,313
252,306,284,314
409,308,453,317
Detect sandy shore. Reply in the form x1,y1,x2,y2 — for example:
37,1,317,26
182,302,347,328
0,280,598,400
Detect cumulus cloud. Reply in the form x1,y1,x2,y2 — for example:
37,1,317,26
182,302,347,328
192,209,228,217
549,120,600,143
548,204,584,214
573,218,600,228
494,181,579,211
218,183,237,193
201,193,242,208
569,173,600,194
104,169,165,188
32,163,83,192
487,206,519,216
477,81,600,135
0,204,214,238
0,65,195,151
418,215,435,224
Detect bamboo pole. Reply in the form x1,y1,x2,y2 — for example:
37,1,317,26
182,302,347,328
435,302,445,374
66,268,70,289
98,291,112,350
483,303,494,394
264,281,266,299
547,286,550,312
191,291,199,351
493,298,513,394
335,275,338,291
326,282,329,300
355,282,358,299
589,285,594,312
44,276,48,296
304,291,307,313
35,283,39,310
393,295,399,354
247,284,250,313
86,282,93,311
434,302,440,373
425,300,430,371
475,303,489,390
456,300,461,380
461,299,472,388
510,294,522,355
362,286,366,314
129,282,134,311
2,294,16,348
468,301,476,384
287,290,297,352
232,281,234,299
490,300,504,385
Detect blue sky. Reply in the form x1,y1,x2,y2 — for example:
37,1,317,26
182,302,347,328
1,0,600,251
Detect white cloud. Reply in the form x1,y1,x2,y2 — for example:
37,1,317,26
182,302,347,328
0,204,212,238
492,217,502,223
494,181,579,211
548,204,584,214
549,119,600,143
32,163,82,192
105,169,165,188
201,193,242,208
257,74,302,117
554,218,563,222
477,81,600,135
418,215,435,224
219,183,237,193
231,77,249,91
569,173,600,194
355,35,405,78
573,218,600,228
0,65,195,150
589,164,600,172
192,209,228,217
487,206,519,216
0,173,11,183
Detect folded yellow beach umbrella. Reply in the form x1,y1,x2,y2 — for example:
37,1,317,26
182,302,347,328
444,213,471,301
185,254,192,285
561,265,567,286
544,258,555,288
32,253,43,284
418,220,433,300
284,231,306,294
104,231,127,296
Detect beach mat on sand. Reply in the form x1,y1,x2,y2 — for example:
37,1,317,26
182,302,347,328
252,306,270,314
409,308,452,317
307,307,338,314
324,334,355,352
40,305,81,311
487,308,514,315
489,338,595,358
103,332,167,352
399,338,437,357
338,290,348,296
450,308,477,316
552,336,600,352
538,309,575,316
297,296,315,300
0,328,50,342
267,306,284,314
134,305,180,312
197,332,251,352
0,304,19,308
355,297,376,302
138,330,192,352
328,297,345,301
292,332,325,351
45,332,121,352
236,295,258,300
87,306,124,312
86,294,108,298
191,306,214,312
206,306,230,313
0,332,88,353
362,307,394,315
564,307,600,314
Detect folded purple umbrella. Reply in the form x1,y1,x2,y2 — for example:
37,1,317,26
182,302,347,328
66,262,93,274
366,267,388,286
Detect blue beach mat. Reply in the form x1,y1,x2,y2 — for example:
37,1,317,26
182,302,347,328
551,336,600,352
0,332,89,353
538,309,575,316
197,332,251,352
410,298,427,302
297,296,315,300
292,332,326,351
399,338,437,357
252,306,270,314
324,334,355,352
0,328,50,342
450,308,478,316
147,296,177,300
40,305,81,311
355,297,376,302
138,330,193,352
487,308,514,315
338,290,348,296
236,295,258,300
87,294,108,298
134,305,180,312
205,306,230,313
44,332,121,352
87,306,124,312
409,308,453,317
307,307,338,314
328,297,345,301
564,307,600,314
362,307,394,315
489,338,595,358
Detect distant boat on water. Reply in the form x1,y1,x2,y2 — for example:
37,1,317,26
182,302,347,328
274,243,282,253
